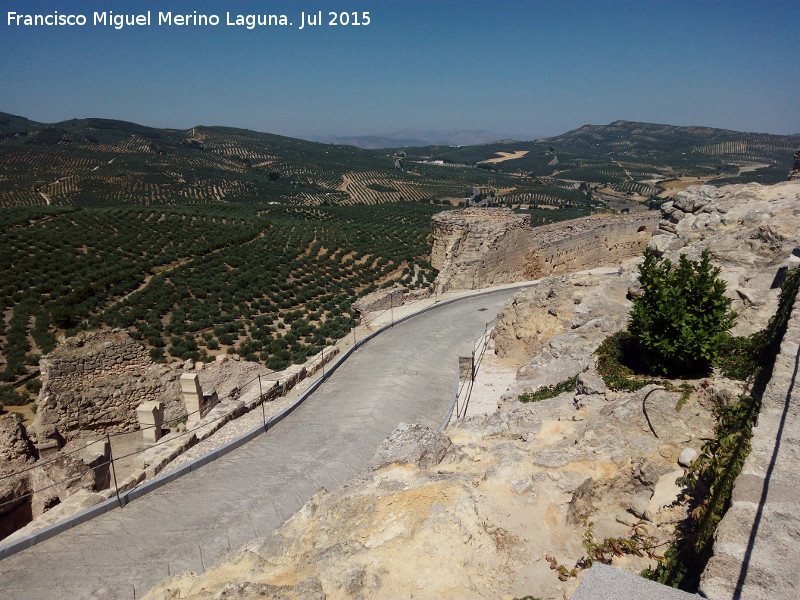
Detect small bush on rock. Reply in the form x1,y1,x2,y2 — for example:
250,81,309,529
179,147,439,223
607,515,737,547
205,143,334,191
629,248,736,376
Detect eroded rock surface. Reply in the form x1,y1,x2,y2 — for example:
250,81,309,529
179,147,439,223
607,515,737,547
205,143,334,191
143,379,717,600
492,267,636,387
431,208,657,292
649,181,800,335
431,208,531,291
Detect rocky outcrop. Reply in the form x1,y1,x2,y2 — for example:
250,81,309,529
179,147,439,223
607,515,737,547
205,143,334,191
492,268,636,377
369,423,451,470
144,378,717,600
649,181,800,335
789,149,800,181
30,329,183,443
431,208,658,292
0,416,35,539
431,208,531,291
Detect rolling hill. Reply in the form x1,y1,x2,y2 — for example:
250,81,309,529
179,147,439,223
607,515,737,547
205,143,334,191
0,114,796,210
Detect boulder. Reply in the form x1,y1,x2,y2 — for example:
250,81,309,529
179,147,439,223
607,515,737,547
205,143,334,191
576,370,608,396
370,423,451,470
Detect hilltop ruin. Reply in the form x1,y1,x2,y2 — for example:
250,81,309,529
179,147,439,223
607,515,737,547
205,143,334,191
431,208,658,292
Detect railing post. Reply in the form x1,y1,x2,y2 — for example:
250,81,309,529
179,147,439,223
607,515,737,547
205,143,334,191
107,433,122,508
259,374,266,431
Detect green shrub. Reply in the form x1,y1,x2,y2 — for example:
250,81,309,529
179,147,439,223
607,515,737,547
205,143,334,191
629,248,736,376
0,385,29,406
595,331,665,391
643,267,800,590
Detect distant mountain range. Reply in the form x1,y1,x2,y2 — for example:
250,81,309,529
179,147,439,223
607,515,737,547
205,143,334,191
0,113,797,208
318,129,525,149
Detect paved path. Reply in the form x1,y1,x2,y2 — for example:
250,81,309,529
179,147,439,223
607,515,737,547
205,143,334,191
0,290,515,600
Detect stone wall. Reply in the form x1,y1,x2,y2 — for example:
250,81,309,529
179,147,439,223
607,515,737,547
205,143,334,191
31,329,182,442
431,208,658,292
699,289,800,599
522,213,658,280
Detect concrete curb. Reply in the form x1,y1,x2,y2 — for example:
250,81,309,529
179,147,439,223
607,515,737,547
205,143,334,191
0,282,536,560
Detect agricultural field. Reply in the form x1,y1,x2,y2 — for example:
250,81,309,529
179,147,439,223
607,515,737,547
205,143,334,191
0,113,519,208
399,120,797,191
0,202,445,407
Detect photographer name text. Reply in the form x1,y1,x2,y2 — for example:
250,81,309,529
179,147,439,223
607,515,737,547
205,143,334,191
6,10,371,31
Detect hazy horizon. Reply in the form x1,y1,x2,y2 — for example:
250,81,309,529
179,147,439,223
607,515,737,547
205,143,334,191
2,0,798,140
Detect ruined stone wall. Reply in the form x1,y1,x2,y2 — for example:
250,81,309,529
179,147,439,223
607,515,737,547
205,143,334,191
31,329,182,442
431,208,658,292
790,149,800,181
522,213,658,280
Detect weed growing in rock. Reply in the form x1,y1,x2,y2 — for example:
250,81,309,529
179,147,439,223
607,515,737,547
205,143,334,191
546,522,663,582
518,374,578,402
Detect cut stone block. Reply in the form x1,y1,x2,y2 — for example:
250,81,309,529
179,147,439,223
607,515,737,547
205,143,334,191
136,400,164,444
181,372,218,428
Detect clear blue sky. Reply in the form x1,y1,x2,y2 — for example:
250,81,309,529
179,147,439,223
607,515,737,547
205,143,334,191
1,0,798,139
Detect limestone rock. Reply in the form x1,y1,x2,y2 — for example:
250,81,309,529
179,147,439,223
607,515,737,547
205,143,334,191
648,180,800,335
577,370,608,396
678,447,699,467
644,470,686,523
431,208,531,291
431,208,657,292
0,415,35,465
370,423,451,470
495,269,633,388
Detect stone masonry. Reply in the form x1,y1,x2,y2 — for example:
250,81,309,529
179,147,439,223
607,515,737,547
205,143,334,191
431,208,658,292
699,289,800,599
30,329,182,443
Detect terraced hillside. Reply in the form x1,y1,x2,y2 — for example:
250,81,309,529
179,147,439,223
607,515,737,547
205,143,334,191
0,114,502,207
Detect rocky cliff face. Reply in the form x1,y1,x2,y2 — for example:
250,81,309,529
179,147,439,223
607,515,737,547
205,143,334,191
431,208,531,292
431,208,657,292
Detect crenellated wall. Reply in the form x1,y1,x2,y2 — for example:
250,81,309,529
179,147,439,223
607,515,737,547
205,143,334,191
431,208,659,292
